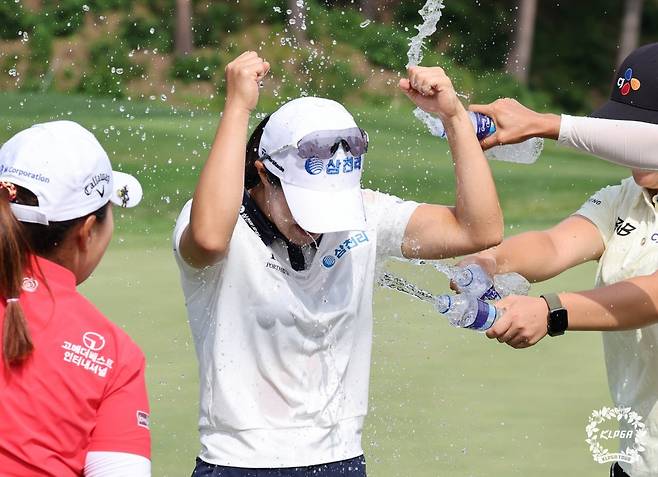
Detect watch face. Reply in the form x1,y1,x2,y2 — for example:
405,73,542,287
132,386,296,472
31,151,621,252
549,308,568,336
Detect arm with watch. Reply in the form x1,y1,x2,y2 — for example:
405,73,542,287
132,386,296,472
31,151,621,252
457,214,658,348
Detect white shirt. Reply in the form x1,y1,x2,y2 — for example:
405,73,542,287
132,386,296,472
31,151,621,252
173,189,418,468
576,178,658,477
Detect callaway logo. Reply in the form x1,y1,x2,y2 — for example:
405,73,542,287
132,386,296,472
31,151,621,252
84,173,111,197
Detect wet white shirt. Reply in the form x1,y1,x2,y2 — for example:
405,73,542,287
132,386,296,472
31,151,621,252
559,115,658,170
173,189,418,468
576,178,658,477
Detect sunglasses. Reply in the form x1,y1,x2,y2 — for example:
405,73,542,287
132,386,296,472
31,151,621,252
262,127,369,160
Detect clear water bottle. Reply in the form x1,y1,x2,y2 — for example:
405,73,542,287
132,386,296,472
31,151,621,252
434,293,500,332
451,264,530,300
413,107,543,164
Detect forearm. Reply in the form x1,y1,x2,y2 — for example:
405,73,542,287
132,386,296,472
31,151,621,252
477,231,572,282
558,115,658,170
445,109,503,247
189,104,250,251
561,273,658,331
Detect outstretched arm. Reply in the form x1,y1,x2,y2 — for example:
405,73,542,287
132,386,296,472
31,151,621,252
469,98,658,170
485,272,658,349
179,52,270,268
398,67,503,259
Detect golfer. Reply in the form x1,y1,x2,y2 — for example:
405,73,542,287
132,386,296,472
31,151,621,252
174,51,503,475
0,121,151,476
460,43,658,477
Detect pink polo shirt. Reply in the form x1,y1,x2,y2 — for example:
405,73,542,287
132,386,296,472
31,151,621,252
0,256,150,476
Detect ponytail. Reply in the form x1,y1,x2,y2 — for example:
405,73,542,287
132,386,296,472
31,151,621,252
0,186,33,367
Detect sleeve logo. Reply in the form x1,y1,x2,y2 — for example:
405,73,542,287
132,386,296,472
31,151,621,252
136,410,150,430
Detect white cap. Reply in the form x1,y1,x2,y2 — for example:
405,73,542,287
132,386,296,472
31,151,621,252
259,97,366,234
0,120,142,225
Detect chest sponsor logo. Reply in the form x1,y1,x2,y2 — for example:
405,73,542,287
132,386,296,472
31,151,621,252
266,253,290,275
322,231,369,269
615,217,637,237
136,410,150,429
62,332,114,378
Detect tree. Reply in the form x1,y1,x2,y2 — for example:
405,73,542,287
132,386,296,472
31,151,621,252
617,0,644,66
506,0,538,85
288,0,307,45
175,0,193,57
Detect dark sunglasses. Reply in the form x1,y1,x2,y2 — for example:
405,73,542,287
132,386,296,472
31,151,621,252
261,127,369,160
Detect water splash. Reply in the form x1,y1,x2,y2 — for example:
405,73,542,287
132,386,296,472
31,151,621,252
405,0,446,135
406,0,445,68
378,271,435,305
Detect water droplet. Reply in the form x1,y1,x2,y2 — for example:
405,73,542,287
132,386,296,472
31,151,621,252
119,105,125,112
115,68,124,75
82,4,89,11
149,27,155,34
360,19,372,28
160,94,167,101
296,0,304,7
288,18,296,25
273,6,281,13
8,68,17,77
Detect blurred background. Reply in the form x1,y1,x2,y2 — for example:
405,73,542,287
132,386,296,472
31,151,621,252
1,1,654,476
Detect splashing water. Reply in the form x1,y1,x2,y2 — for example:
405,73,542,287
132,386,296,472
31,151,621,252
405,1,446,135
378,271,435,305
407,0,445,68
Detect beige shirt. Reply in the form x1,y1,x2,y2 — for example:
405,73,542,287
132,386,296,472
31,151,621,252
576,177,658,477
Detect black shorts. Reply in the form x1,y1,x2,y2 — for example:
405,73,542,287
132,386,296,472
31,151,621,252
191,455,367,477
610,462,631,477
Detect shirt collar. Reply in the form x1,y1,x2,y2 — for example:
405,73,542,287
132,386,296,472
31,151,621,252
240,190,322,271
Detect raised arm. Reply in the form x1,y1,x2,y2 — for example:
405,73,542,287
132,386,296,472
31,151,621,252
469,98,658,170
179,52,269,268
398,67,503,259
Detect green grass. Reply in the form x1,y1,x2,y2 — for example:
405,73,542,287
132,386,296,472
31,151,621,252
1,92,626,476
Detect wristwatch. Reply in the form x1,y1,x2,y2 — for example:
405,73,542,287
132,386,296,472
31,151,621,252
541,293,568,337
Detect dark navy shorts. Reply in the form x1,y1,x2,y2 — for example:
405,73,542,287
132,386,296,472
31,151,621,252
191,455,367,477
610,462,631,477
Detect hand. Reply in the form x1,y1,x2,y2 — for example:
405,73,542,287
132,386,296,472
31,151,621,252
485,295,549,349
224,51,270,113
468,98,559,150
450,254,497,293
399,66,464,121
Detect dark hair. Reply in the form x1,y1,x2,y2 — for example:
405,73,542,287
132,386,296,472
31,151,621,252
1,185,109,367
245,114,280,189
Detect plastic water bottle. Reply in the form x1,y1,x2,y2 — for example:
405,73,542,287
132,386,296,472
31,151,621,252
434,293,500,331
451,264,530,300
413,108,543,164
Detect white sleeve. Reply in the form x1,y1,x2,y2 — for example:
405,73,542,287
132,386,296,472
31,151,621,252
558,115,658,170
84,451,151,477
362,189,419,258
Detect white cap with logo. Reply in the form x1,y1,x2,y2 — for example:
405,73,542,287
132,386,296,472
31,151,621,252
0,120,142,224
259,97,367,234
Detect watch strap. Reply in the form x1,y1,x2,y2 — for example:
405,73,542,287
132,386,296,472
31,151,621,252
541,293,562,312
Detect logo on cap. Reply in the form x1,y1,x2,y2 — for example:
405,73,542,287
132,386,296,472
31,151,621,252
305,158,324,175
84,173,111,197
617,67,641,96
